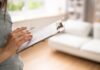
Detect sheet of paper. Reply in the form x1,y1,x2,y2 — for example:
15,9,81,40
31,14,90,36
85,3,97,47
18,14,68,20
18,23,60,52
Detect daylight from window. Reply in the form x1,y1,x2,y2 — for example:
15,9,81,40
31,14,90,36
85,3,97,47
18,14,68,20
8,0,43,11
8,0,67,22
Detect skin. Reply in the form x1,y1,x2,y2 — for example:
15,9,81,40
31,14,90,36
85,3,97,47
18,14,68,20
0,27,32,63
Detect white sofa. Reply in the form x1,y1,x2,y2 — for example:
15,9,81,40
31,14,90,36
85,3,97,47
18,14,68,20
48,20,100,62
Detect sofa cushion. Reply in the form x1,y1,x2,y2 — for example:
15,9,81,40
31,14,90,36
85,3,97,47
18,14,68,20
93,23,100,39
63,20,92,37
81,39,100,54
49,34,100,62
49,33,91,48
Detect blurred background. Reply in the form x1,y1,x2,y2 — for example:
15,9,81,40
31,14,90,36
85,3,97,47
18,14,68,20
8,0,67,30
8,0,98,32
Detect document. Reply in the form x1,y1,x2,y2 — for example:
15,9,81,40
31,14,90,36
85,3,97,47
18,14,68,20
18,21,64,52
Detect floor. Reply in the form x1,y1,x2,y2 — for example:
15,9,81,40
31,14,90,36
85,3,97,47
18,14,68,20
20,40,100,70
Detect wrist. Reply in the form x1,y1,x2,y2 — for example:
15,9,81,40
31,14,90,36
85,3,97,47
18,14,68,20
0,48,13,63
2,47,12,57
3,46,17,56
0,48,4,53
2,48,10,56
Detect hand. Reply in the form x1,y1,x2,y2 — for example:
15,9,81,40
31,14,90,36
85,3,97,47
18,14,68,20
3,27,32,56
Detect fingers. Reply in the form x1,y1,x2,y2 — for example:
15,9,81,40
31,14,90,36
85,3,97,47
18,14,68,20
5,27,32,55
10,27,33,47
13,27,26,34
16,33,32,47
14,30,31,38
11,27,27,36
17,35,32,47
11,27,31,38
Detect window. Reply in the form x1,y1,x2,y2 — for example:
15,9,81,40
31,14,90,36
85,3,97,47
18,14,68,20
8,0,43,11
8,0,67,22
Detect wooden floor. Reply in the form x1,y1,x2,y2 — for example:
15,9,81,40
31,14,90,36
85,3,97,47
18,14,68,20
20,40,100,70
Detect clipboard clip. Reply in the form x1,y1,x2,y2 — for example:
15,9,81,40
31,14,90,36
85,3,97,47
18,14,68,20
56,20,64,32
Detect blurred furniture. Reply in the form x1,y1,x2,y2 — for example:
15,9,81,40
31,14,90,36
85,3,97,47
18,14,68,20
20,40,100,70
48,19,100,62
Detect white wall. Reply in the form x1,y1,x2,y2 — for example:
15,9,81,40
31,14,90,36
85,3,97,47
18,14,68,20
12,14,67,31
44,0,67,13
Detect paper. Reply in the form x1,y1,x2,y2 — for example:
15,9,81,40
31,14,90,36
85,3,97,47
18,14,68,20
18,22,64,52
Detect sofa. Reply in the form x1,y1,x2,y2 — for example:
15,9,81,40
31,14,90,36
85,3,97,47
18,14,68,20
48,19,100,62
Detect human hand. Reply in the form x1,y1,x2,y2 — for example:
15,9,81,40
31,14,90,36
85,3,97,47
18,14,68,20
3,27,32,55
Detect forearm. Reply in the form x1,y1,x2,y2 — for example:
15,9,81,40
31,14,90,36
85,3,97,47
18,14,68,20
0,48,12,64
0,48,2,52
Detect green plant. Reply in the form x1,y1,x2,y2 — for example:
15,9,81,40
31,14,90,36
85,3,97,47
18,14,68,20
8,0,24,11
28,0,43,10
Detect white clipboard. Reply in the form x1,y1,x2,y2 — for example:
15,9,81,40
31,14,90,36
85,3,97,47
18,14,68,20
18,21,64,52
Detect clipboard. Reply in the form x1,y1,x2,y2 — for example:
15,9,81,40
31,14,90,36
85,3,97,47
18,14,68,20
18,20,64,52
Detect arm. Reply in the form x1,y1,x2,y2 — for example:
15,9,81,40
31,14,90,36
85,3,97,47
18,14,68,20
0,48,12,63
0,27,32,64
0,48,2,52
